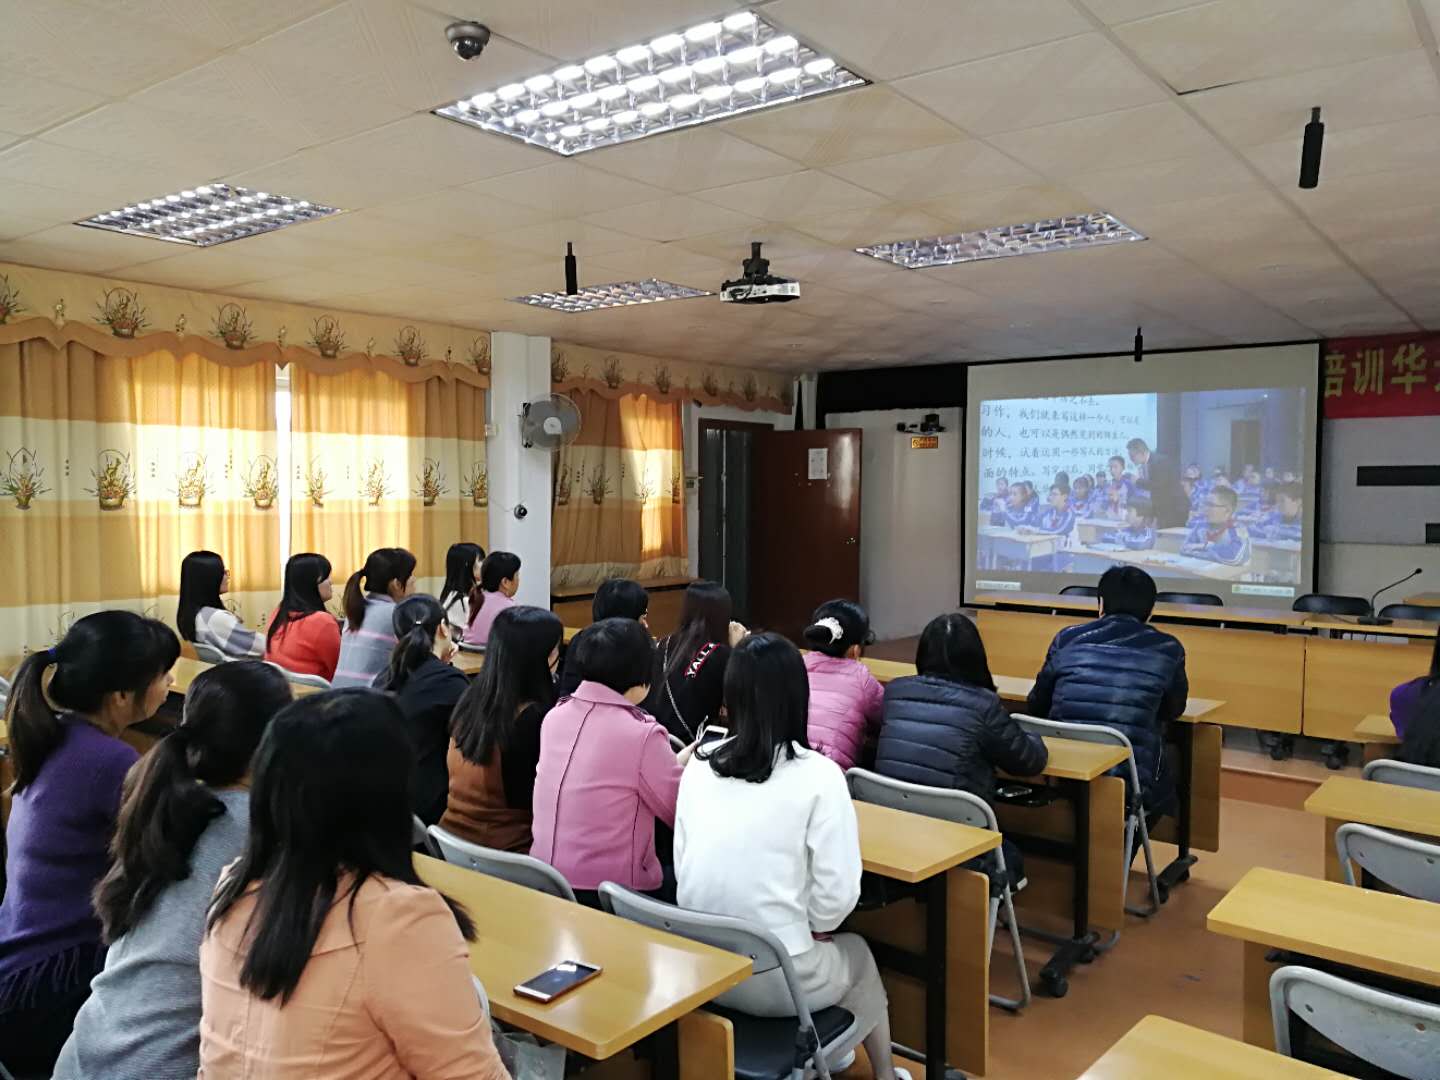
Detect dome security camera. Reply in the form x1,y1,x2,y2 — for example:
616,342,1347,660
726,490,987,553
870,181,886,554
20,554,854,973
446,21,491,61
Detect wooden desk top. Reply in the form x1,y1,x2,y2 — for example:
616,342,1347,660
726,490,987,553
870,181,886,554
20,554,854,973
1354,713,1400,745
1079,1015,1341,1078
990,672,1221,723
452,649,485,675
855,801,999,883
170,657,320,697
1304,615,1439,639
971,592,1310,628
414,854,751,1059
1404,592,1440,607
1304,775,1440,838
1207,867,1440,988
1034,736,1131,781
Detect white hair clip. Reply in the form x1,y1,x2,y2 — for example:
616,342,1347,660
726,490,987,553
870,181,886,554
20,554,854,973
816,616,843,643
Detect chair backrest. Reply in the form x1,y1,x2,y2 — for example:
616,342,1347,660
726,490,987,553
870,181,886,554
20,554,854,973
457,641,486,654
1336,823,1440,901
846,767,997,832
1270,964,1440,1078
1155,591,1222,606
412,815,440,856
1378,603,1440,624
1362,758,1440,792
263,660,331,690
599,882,782,978
1059,585,1098,598
1292,593,1371,616
192,642,230,664
427,825,577,902
1012,713,1143,796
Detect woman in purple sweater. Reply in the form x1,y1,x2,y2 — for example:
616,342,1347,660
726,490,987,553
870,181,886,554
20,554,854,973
0,611,179,1075
1390,634,1439,740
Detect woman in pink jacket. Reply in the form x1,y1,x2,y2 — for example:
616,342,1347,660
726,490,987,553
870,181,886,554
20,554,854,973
803,600,885,771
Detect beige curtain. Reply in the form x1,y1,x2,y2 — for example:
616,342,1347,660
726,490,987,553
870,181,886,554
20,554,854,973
551,389,686,591
288,366,487,595
0,341,278,667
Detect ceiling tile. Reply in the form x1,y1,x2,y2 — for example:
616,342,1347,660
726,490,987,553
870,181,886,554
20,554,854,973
584,196,759,242
916,184,1097,232
0,140,174,201
1079,0,1213,23
989,102,1223,175
224,151,442,211
894,34,1165,135
0,70,105,137
764,0,1092,80
721,86,964,166
0,208,53,243
585,128,803,192
485,218,654,259
0,223,176,275
583,243,732,287
317,116,553,188
670,224,834,265
1242,115,1440,188
1110,0,1419,92
465,163,667,216
74,0,340,49
1065,151,1265,212
369,189,553,238
695,171,886,222
792,205,955,248
824,140,1044,202
109,248,293,291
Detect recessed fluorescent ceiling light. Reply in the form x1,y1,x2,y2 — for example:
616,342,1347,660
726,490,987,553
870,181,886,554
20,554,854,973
434,10,866,156
856,212,1146,269
76,184,341,247
513,279,712,313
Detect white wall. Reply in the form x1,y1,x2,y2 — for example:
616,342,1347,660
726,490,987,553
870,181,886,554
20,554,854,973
1319,542,1440,605
828,408,963,640
486,333,553,609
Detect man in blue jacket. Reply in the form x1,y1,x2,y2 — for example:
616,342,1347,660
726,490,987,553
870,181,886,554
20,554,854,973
1025,566,1188,819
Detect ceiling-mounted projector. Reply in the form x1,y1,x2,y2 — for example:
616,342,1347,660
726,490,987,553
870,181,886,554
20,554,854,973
721,241,800,304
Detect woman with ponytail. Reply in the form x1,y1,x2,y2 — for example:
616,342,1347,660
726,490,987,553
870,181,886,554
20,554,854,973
332,547,417,688
0,611,179,1076
461,550,521,647
801,598,884,771
54,662,292,1080
376,595,468,824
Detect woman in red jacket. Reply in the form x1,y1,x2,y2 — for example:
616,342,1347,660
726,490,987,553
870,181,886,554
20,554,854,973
264,553,340,681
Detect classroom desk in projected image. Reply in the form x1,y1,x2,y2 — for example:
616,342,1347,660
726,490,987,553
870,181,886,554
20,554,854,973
976,526,1063,570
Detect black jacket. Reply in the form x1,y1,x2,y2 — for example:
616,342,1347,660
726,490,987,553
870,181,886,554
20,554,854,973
1136,451,1187,529
1026,614,1188,814
875,675,1048,801
388,654,470,825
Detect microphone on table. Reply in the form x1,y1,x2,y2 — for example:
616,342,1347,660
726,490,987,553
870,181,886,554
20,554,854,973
1358,567,1423,625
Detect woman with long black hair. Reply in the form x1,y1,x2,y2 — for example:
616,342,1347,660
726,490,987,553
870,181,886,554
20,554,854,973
645,580,747,742
443,605,562,851
264,552,340,680
333,547,417,688
376,594,469,825
176,550,263,659
439,541,486,638
460,551,521,648
0,612,179,1076
199,690,508,1079
55,662,292,1079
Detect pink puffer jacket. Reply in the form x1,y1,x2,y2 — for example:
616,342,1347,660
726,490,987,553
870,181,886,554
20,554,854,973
803,652,885,772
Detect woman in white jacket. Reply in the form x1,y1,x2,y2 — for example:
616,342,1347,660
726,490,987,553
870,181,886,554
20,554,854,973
674,632,907,1080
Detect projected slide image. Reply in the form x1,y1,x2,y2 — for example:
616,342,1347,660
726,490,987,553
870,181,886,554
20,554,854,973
975,387,1307,592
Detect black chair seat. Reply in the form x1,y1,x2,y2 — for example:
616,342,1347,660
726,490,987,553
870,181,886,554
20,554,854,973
1156,591,1222,606
1378,603,1440,623
705,1004,857,1080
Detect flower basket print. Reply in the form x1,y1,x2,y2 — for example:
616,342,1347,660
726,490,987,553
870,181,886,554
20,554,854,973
742,374,759,402
416,458,448,506
701,370,721,397
550,349,569,383
652,364,673,395
0,274,25,325
361,460,390,506
586,466,613,506
555,468,573,507
176,453,210,509
96,288,148,338
213,303,255,349
669,470,682,505
304,459,330,508
395,326,427,366
602,355,625,389
2,448,50,510
88,450,135,510
633,468,658,503
462,462,488,508
309,316,345,358
467,336,491,376
243,456,279,509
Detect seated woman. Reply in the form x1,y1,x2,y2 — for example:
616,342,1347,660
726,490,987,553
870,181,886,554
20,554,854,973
1399,682,1440,769
333,547,417,688
645,580,747,743
556,578,650,698
675,633,909,1080
176,550,264,659
439,541,486,639
1391,634,1440,741
443,605,563,852
199,690,508,1079
803,599,884,771
55,662,292,1080
531,618,686,906
0,612,179,1077
375,595,469,826
265,553,340,681
875,613,1047,887
462,551,521,649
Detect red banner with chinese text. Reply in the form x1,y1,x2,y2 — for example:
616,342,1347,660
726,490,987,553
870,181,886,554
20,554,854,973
1323,333,1440,418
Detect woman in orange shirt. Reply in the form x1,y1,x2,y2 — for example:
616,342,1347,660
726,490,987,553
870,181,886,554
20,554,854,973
199,689,508,1080
264,553,341,681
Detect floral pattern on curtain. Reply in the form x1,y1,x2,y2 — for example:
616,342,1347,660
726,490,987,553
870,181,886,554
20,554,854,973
0,340,278,667
551,389,686,592
288,366,487,597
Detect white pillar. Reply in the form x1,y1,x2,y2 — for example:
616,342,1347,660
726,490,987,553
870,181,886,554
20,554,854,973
486,332,553,608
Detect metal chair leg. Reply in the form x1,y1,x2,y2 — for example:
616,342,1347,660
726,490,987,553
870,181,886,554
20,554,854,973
1124,809,1162,918
988,887,1032,1012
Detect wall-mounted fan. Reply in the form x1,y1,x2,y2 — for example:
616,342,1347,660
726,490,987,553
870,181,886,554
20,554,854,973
520,394,581,450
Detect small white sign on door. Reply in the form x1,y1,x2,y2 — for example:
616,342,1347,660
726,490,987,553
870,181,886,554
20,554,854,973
807,447,829,481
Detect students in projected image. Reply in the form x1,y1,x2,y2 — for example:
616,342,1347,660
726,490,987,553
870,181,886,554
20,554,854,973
1070,474,1097,517
1102,497,1157,550
1180,477,1205,528
1251,482,1303,541
990,480,1039,528
1022,482,1075,538
981,475,1010,513
1181,485,1252,565
1101,456,1133,519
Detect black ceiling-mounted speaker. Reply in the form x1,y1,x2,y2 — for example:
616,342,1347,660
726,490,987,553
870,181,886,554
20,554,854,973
564,242,578,296
1299,107,1324,189
1133,326,1144,363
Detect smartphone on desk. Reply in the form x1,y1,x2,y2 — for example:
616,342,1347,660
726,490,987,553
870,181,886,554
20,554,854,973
697,724,729,750
514,961,602,1003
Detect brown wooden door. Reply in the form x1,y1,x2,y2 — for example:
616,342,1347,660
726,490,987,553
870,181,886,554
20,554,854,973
749,429,862,642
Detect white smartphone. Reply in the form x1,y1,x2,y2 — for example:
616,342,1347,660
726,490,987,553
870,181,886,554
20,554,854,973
697,724,729,750
513,961,602,1003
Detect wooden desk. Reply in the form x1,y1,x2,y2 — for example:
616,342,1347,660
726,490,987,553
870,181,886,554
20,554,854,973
1304,615,1439,639
848,803,997,1080
414,854,749,1074
1079,1014,1342,1079
1304,775,1440,881
972,591,1311,629
1031,737,1128,781
552,576,694,639
1301,635,1431,742
169,657,321,697
1207,867,1440,1048
1405,591,1440,607
452,649,485,675
1355,712,1400,764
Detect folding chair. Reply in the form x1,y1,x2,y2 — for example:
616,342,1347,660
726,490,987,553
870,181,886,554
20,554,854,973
412,815,440,856
262,660,331,690
192,642,231,664
427,825,576,902
1270,965,1440,1078
1363,758,1440,793
599,883,861,1080
1335,823,1440,901
846,767,1030,1012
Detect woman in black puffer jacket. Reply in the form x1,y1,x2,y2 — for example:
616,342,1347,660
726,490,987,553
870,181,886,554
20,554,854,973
876,614,1047,889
